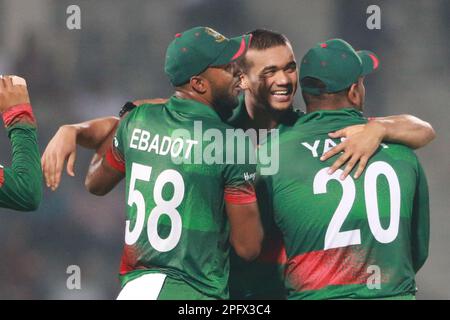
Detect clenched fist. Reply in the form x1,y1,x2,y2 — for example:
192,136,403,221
0,75,30,113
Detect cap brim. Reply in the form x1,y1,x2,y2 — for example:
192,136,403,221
358,50,380,76
211,34,251,67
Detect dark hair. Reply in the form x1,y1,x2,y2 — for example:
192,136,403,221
238,29,290,71
247,29,289,50
300,77,350,106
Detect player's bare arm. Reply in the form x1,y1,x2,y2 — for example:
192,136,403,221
226,201,263,261
84,123,124,195
84,99,170,195
133,98,168,106
84,155,124,196
367,114,435,148
42,116,119,191
42,99,167,191
321,114,435,180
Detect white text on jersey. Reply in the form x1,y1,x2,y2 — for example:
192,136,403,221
130,128,198,159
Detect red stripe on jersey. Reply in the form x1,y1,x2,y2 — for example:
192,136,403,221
119,245,153,275
0,168,4,187
119,245,138,275
286,246,377,292
105,146,125,173
224,184,257,205
2,103,36,128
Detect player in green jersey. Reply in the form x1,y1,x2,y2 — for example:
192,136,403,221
257,38,430,299
41,30,435,194
49,27,262,300
0,75,42,211
230,29,434,299
42,30,435,299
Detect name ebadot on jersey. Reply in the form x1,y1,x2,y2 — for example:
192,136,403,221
127,121,280,175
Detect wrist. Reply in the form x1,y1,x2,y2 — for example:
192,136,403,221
59,124,80,142
368,119,388,142
61,124,78,134
2,103,35,128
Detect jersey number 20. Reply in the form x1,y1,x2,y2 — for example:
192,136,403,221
125,162,184,252
313,161,401,250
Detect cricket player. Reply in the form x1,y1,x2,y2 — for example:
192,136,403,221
257,39,430,299
52,27,262,300
227,29,434,299
42,29,435,299
0,75,42,211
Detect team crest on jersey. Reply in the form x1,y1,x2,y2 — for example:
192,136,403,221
205,27,226,43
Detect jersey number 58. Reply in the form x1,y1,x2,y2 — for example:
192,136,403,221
125,162,184,252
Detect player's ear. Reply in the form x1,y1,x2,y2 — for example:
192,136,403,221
190,76,208,94
239,73,250,90
348,77,365,108
347,82,360,106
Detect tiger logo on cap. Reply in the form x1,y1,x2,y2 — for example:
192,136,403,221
205,27,226,43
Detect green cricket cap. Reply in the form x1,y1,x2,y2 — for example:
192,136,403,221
164,26,251,86
300,38,380,95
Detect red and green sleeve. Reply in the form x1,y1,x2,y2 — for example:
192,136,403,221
105,114,126,174
105,141,125,173
222,160,257,205
222,132,258,205
0,104,42,211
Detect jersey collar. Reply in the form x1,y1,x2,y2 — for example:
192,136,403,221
166,95,222,121
297,107,364,125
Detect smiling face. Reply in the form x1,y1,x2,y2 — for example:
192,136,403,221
241,43,298,112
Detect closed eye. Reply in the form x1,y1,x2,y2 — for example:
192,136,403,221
261,67,277,77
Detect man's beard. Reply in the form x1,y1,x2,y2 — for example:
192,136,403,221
211,87,238,121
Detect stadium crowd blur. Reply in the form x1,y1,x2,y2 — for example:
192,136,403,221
0,0,448,299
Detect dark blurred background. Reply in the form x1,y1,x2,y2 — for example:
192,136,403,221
0,0,448,299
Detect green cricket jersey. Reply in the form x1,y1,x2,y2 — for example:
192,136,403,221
228,97,302,300
258,108,430,300
0,104,42,211
108,96,257,299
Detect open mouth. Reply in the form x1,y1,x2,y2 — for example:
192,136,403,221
270,87,293,101
271,85,293,95
271,89,289,96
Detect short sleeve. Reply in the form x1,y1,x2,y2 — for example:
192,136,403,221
223,132,257,205
104,114,127,173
